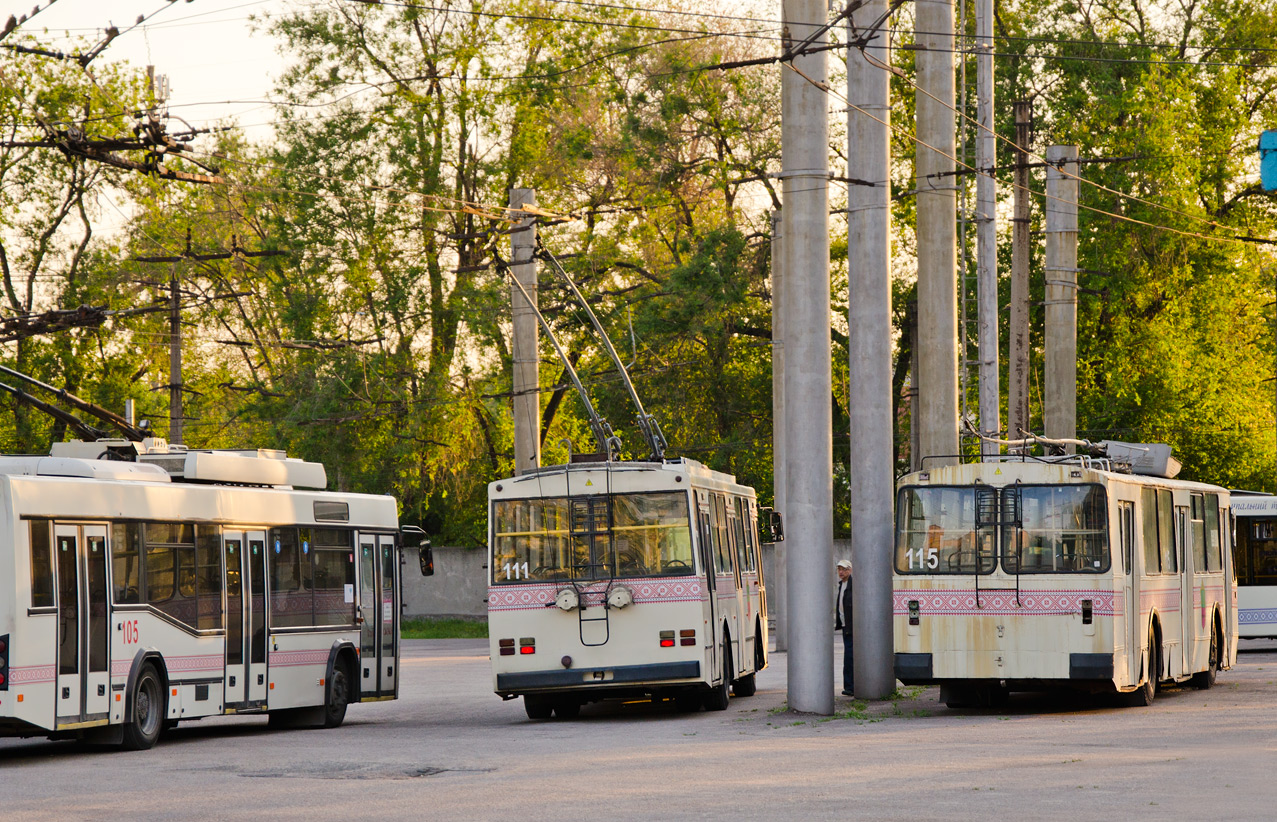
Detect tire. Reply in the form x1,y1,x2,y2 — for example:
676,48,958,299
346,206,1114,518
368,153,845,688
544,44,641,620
703,640,731,712
524,694,553,720
323,660,351,728
732,673,757,697
552,700,580,719
1192,621,1219,691
121,663,165,751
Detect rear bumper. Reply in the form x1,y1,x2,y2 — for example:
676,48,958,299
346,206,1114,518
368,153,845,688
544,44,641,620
496,660,701,694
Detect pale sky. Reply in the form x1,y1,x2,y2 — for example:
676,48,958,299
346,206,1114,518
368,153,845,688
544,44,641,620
6,0,288,138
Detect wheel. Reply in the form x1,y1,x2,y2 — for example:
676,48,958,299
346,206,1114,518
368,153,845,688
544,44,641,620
524,694,553,720
1192,622,1219,690
703,640,731,711
323,661,351,728
552,699,580,719
732,673,757,697
121,663,165,751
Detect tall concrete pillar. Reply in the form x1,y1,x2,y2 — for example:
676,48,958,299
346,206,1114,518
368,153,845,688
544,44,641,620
915,0,959,467
847,0,894,700
1044,147,1079,449
975,0,999,453
510,189,540,475
781,0,834,715
770,209,788,653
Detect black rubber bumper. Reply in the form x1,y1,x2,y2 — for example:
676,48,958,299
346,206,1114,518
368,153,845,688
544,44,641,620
497,660,701,692
1069,653,1113,680
894,652,933,682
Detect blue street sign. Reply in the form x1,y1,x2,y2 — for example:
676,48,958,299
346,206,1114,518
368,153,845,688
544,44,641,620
1261,130,1277,191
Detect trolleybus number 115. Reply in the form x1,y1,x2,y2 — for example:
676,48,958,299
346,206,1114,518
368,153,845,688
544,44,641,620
503,561,531,580
906,547,940,570
122,619,140,644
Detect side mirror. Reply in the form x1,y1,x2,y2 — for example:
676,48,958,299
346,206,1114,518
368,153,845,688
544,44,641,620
418,543,434,577
401,525,434,576
761,507,784,543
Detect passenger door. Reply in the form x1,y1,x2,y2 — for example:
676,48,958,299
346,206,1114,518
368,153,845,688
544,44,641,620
54,524,110,726
1119,501,1139,686
358,533,399,697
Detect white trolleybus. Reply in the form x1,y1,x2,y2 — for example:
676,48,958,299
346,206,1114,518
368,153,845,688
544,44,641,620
893,441,1237,707
487,457,769,718
1229,493,1277,638
0,438,429,749
488,245,773,719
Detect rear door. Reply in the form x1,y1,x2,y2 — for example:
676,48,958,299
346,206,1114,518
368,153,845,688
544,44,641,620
54,523,109,726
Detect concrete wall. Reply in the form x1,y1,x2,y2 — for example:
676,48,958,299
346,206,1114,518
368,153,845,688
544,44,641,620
404,539,856,625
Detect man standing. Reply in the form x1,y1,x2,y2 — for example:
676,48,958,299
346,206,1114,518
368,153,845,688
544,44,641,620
835,558,853,695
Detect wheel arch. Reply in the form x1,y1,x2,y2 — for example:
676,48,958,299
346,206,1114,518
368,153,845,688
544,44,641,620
123,649,169,725
326,641,361,703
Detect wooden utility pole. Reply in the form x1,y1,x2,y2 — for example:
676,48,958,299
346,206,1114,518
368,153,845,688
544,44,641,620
1008,101,1033,441
1044,146,1079,450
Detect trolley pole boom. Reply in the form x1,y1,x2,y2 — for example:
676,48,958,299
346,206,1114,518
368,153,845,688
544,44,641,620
538,242,667,461
503,269,620,460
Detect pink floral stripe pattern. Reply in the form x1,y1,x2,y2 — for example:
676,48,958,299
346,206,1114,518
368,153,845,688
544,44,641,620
893,589,1117,616
269,649,330,668
489,577,705,612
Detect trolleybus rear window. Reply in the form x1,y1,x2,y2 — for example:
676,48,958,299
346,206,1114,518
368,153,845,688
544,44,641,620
896,484,1109,574
492,492,694,583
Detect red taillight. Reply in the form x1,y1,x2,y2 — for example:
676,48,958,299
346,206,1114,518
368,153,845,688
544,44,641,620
519,638,535,654
660,639,675,647
0,672,5,685
520,646,535,655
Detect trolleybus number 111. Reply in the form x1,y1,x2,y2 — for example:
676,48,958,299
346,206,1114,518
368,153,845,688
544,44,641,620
503,561,531,580
906,547,940,570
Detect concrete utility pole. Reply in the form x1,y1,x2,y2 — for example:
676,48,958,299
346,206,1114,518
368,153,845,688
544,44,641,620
780,0,834,715
509,189,540,475
1008,101,1033,441
846,0,894,700
915,0,959,467
169,261,183,445
770,209,788,653
975,0,999,454
1044,147,1079,449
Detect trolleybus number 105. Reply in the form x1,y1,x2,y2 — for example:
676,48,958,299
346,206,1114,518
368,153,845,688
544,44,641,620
906,547,940,570
122,619,140,644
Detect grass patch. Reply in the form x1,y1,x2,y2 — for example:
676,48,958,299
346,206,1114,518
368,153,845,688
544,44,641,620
401,618,488,639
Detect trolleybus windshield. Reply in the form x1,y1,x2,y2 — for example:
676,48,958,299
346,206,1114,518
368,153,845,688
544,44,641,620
895,484,1108,574
492,491,694,582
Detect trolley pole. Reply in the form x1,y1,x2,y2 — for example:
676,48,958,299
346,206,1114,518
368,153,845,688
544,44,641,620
780,0,834,715
1044,146,1079,449
975,0,999,455
770,209,788,653
916,0,959,467
1008,101,1033,442
847,0,894,699
510,188,540,475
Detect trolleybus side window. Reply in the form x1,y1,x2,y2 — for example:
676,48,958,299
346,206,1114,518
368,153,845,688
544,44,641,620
1119,500,1135,575
313,527,357,626
1204,494,1222,572
196,527,223,630
111,522,142,603
1158,490,1177,574
29,518,54,608
1141,488,1160,574
269,527,313,628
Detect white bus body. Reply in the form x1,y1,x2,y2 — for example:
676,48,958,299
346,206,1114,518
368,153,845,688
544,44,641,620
1229,494,1277,638
487,458,768,718
893,460,1237,707
0,445,409,749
